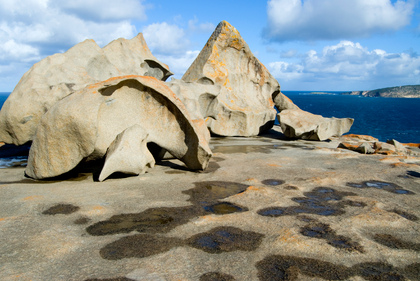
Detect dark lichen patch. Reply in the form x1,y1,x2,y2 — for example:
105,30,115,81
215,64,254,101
256,255,410,281
262,179,285,186
300,222,364,252
256,255,352,281
184,181,250,203
86,206,199,235
42,204,80,215
257,187,361,217
372,234,420,251
353,262,406,281
406,170,420,178
203,202,248,215
74,216,91,225
390,209,419,221
100,226,264,260
284,185,298,190
100,233,183,260
200,272,236,281
87,181,250,236
187,226,264,254
347,181,415,195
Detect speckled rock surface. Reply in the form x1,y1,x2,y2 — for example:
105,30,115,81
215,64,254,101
182,21,285,137
0,33,172,146
25,76,211,180
1,128,419,280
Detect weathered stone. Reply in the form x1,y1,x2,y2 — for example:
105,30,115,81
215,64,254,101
386,139,407,153
166,79,220,121
338,142,375,154
278,109,354,141
98,125,155,182
182,21,286,136
26,76,212,180
0,33,172,146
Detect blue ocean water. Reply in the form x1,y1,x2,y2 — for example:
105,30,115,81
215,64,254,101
0,91,419,144
282,91,420,143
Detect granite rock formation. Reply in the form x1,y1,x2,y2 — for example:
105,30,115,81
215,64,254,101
25,76,212,180
278,109,354,141
0,33,172,146
182,21,294,136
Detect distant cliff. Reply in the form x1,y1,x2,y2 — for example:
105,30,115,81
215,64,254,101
344,85,420,98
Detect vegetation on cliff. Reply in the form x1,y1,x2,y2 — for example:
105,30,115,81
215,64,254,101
344,85,420,98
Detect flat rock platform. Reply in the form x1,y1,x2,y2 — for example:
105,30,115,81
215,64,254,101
1,128,419,280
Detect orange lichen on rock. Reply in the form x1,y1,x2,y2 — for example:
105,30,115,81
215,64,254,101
403,143,420,148
342,134,379,142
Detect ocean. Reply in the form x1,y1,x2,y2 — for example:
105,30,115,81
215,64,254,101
282,91,420,143
0,91,419,168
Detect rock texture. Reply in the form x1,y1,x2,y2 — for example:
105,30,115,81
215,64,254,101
0,33,172,146
278,109,354,141
338,136,418,156
182,21,293,136
25,76,212,180
98,125,155,182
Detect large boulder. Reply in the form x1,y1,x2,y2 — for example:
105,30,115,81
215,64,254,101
25,76,212,180
98,124,155,182
0,33,172,146
278,109,354,141
182,21,294,136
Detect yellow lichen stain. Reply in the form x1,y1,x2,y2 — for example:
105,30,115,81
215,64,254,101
22,195,43,201
245,178,259,183
277,228,309,246
267,163,281,167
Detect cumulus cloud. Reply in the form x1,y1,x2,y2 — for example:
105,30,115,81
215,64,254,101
188,17,215,33
265,0,414,42
156,50,200,79
142,22,189,55
268,41,420,89
0,0,146,90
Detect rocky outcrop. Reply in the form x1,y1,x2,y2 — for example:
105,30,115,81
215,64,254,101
278,109,354,141
182,21,294,136
337,135,419,156
98,125,155,182
345,85,420,98
25,76,212,180
0,33,172,146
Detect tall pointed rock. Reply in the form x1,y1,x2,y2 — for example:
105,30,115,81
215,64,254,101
182,21,291,136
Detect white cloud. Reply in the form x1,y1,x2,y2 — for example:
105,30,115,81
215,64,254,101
188,17,215,33
265,0,414,42
55,0,147,22
0,0,146,90
156,50,200,79
143,22,190,55
269,41,420,89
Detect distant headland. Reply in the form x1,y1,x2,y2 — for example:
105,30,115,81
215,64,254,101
343,85,420,98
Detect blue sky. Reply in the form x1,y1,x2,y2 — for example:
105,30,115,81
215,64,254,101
0,0,419,91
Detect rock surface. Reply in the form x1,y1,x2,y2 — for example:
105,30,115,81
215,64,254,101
1,129,419,280
0,33,172,146
278,109,354,141
26,76,212,180
98,125,156,182
182,21,291,136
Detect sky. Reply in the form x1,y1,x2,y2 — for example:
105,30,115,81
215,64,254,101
0,0,419,92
